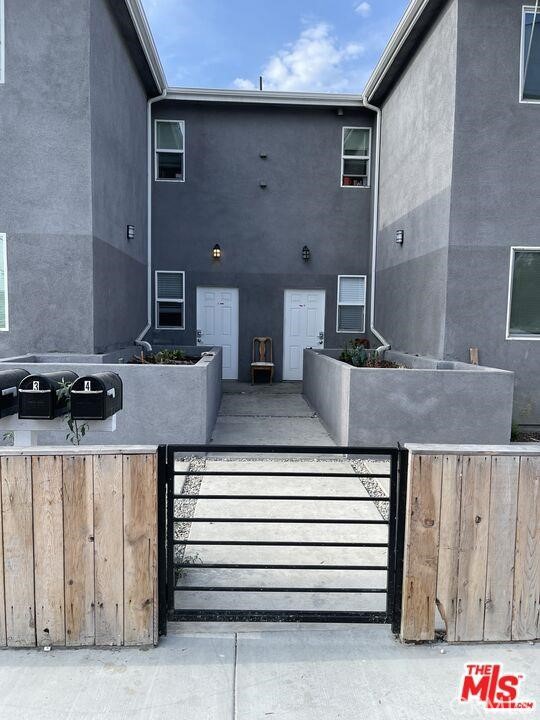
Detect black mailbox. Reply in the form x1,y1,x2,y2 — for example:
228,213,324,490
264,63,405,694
70,373,123,420
0,369,30,418
18,371,78,419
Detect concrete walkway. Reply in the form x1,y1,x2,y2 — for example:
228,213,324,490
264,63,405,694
0,627,536,719
210,382,335,446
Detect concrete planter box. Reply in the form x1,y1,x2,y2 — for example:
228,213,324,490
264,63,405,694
303,349,514,446
0,346,222,446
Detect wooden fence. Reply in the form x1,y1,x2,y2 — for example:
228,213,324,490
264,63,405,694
401,445,540,643
0,447,157,648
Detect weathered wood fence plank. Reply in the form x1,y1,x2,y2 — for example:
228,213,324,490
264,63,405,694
32,455,65,647
123,454,156,646
1,456,35,647
63,456,95,647
0,459,6,647
512,456,540,641
94,453,124,646
401,454,443,641
484,456,519,641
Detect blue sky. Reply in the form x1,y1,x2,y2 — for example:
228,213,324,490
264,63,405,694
141,0,410,92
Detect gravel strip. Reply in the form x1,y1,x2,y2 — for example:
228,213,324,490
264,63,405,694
351,459,389,521
173,456,206,566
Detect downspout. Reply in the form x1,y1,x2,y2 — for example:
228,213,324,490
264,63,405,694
135,88,168,352
363,96,391,352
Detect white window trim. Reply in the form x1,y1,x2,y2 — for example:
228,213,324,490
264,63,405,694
0,233,8,332
154,119,186,182
155,270,185,330
505,246,540,340
336,274,367,333
0,0,5,85
520,5,540,104
340,127,372,189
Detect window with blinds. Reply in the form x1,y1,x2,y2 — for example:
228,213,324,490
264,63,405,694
507,248,540,337
0,234,7,331
522,7,540,102
155,120,185,181
155,271,185,329
337,275,366,333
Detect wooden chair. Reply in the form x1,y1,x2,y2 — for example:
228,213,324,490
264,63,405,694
251,337,274,384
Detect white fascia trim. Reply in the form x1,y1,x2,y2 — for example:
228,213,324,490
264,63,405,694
363,0,432,101
165,87,364,106
124,0,167,92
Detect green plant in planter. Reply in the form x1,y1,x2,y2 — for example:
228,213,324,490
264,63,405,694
57,380,89,446
340,341,369,367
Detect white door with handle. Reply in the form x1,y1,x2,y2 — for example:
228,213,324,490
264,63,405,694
196,287,239,380
283,289,325,381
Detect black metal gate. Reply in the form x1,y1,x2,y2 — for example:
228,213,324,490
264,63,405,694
158,445,408,634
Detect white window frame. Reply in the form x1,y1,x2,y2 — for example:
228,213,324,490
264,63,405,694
154,120,185,182
506,246,540,340
0,233,8,332
0,0,5,85
340,127,372,189
520,5,540,104
336,275,367,333
155,270,185,330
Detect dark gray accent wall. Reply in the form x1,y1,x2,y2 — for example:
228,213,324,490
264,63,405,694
376,0,458,358
0,0,94,354
446,0,540,424
90,0,148,352
151,101,374,381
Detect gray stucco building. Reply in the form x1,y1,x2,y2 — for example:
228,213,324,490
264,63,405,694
0,0,538,423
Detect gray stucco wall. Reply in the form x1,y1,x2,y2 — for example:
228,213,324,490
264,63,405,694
150,101,375,380
90,0,149,351
446,0,540,425
0,0,94,355
376,0,458,358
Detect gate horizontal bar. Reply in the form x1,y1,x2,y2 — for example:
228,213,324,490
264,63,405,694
169,609,390,623
175,563,388,571
174,539,388,547
168,444,398,455
174,586,387,593
173,470,391,479
173,517,388,524
175,494,390,501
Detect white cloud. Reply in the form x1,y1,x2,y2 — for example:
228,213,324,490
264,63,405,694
233,23,365,93
355,2,372,18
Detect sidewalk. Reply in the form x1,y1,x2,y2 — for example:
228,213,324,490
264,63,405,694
0,626,536,719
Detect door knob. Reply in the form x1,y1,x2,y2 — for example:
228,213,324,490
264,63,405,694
318,331,324,345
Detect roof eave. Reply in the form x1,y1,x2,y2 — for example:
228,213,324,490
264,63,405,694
124,0,167,93
164,87,364,107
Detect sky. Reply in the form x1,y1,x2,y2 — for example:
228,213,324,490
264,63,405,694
140,0,410,93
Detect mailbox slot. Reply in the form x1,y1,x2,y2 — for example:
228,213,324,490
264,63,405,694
70,372,123,420
0,369,30,418
18,371,78,419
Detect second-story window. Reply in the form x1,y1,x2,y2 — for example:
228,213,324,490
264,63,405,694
341,128,371,188
522,7,540,102
0,0,5,84
155,120,185,181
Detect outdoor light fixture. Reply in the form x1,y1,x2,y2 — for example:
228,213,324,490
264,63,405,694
212,244,222,260
127,225,135,241
395,229,404,245
302,245,311,262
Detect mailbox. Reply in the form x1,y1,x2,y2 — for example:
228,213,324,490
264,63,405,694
0,369,30,418
18,371,78,419
70,373,123,420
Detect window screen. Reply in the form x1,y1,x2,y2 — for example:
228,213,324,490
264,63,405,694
522,9,540,101
337,276,366,332
341,128,371,187
155,120,185,181
156,271,185,329
508,250,540,336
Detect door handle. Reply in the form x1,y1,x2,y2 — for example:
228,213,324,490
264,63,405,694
196,329,202,343
318,331,324,345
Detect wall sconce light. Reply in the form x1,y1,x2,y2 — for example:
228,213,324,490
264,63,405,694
302,245,311,262
212,243,222,260
127,225,135,241
395,230,404,245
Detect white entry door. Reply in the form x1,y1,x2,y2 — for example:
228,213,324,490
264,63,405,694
196,287,239,380
283,290,325,381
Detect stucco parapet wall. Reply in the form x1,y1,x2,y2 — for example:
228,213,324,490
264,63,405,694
0,346,222,446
